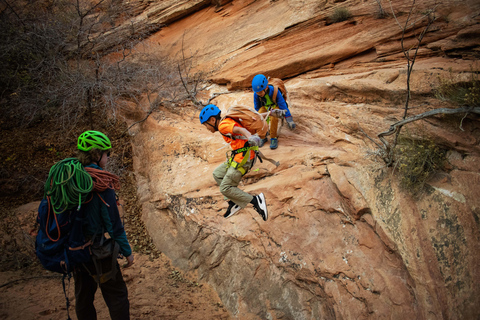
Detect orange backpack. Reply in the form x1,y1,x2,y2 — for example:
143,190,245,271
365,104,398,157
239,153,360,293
268,77,288,104
221,105,268,139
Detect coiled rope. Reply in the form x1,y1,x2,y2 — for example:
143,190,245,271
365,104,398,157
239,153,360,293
84,167,121,192
44,158,93,214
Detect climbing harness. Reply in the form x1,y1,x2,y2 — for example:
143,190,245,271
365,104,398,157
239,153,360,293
227,145,259,175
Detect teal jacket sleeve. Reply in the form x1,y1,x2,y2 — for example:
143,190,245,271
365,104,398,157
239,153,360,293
100,188,132,257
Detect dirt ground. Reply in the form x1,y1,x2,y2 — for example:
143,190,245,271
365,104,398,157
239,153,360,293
0,181,231,320
0,253,230,320
0,118,231,320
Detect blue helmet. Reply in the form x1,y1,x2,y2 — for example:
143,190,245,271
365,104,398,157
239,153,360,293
252,74,268,93
199,104,221,124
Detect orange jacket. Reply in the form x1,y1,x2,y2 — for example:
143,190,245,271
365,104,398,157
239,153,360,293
218,118,256,163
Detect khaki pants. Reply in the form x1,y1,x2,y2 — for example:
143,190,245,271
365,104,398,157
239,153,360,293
258,106,279,139
213,160,254,208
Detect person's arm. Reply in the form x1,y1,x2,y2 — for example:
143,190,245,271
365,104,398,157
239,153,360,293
100,189,133,258
275,91,292,118
253,93,261,112
232,125,251,138
232,126,262,146
258,111,271,118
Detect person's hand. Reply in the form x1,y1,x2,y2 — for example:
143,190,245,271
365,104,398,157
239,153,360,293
271,109,286,118
286,116,296,130
247,134,262,147
123,254,134,268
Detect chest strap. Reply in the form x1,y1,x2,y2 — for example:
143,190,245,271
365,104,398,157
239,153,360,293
264,91,276,109
227,146,259,175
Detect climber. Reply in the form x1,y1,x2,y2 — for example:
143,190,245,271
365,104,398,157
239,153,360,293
252,74,296,149
74,130,134,320
199,104,269,221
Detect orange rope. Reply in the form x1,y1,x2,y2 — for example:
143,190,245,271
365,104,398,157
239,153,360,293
46,196,61,242
84,167,121,192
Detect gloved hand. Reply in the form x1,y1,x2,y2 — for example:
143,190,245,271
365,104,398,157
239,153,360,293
270,109,286,118
286,116,296,130
247,134,262,147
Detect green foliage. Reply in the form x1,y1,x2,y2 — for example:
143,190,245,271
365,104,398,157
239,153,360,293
330,7,352,23
464,79,480,106
435,70,480,107
394,136,446,195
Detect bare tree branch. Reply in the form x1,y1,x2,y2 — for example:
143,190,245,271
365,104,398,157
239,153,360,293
374,0,438,165
377,106,480,165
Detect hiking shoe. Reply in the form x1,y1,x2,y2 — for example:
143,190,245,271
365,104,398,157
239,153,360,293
252,193,268,221
259,137,268,148
270,138,278,149
224,201,242,218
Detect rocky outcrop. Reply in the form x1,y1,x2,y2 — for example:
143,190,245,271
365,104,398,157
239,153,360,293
90,0,227,54
115,0,480,319
143,0,480,89
131,83,480,319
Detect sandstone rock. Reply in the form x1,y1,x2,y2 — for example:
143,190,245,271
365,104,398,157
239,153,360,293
108,0,480,318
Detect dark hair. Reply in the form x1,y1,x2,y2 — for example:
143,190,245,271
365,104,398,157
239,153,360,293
76,149,103,166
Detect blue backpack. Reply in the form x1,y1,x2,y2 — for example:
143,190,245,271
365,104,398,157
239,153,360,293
35,196,92,274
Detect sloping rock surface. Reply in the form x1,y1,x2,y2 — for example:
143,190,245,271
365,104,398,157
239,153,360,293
114,0,480,319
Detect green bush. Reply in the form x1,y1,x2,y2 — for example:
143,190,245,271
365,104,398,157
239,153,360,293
394,136,446,195
435,71,480,107
330,7,352,23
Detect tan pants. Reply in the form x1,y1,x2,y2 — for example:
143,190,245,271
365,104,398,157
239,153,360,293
213,160,254,208
258,106,279,139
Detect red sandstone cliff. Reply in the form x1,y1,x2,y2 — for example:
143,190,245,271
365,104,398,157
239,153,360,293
106,0,480,319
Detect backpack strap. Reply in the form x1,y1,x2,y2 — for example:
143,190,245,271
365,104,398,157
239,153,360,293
61,273,73,320
272,86,279,104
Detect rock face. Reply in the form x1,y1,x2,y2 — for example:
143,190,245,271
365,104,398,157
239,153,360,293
116,0,480,319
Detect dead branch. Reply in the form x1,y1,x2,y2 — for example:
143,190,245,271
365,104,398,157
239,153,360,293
401,3,436,120
177,62,201,106
377,106,480,165
124,109,155,135
374,0,386,18
374,0,438,165
205,92,229,105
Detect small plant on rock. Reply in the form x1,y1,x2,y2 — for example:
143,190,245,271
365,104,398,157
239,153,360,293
394,135,446,194
435,70,480,107
330,7,352,23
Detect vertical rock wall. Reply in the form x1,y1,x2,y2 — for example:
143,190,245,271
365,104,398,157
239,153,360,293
130,80,480,318
119,0,480,318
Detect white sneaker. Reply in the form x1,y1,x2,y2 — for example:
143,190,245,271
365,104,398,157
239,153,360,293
224,201,242,218
252,193,268,221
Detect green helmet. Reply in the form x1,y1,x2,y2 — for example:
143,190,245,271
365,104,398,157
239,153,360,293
77,130,112,151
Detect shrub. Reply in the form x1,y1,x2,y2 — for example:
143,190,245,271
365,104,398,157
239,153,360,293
435,71,480,107
394,136,446,195
0,0,188,130
330,7,352,23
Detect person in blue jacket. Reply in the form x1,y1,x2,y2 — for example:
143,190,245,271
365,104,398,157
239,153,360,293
75,130,134,320
252,74,296,149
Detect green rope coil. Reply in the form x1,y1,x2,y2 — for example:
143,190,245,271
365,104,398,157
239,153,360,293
44,158,93,214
